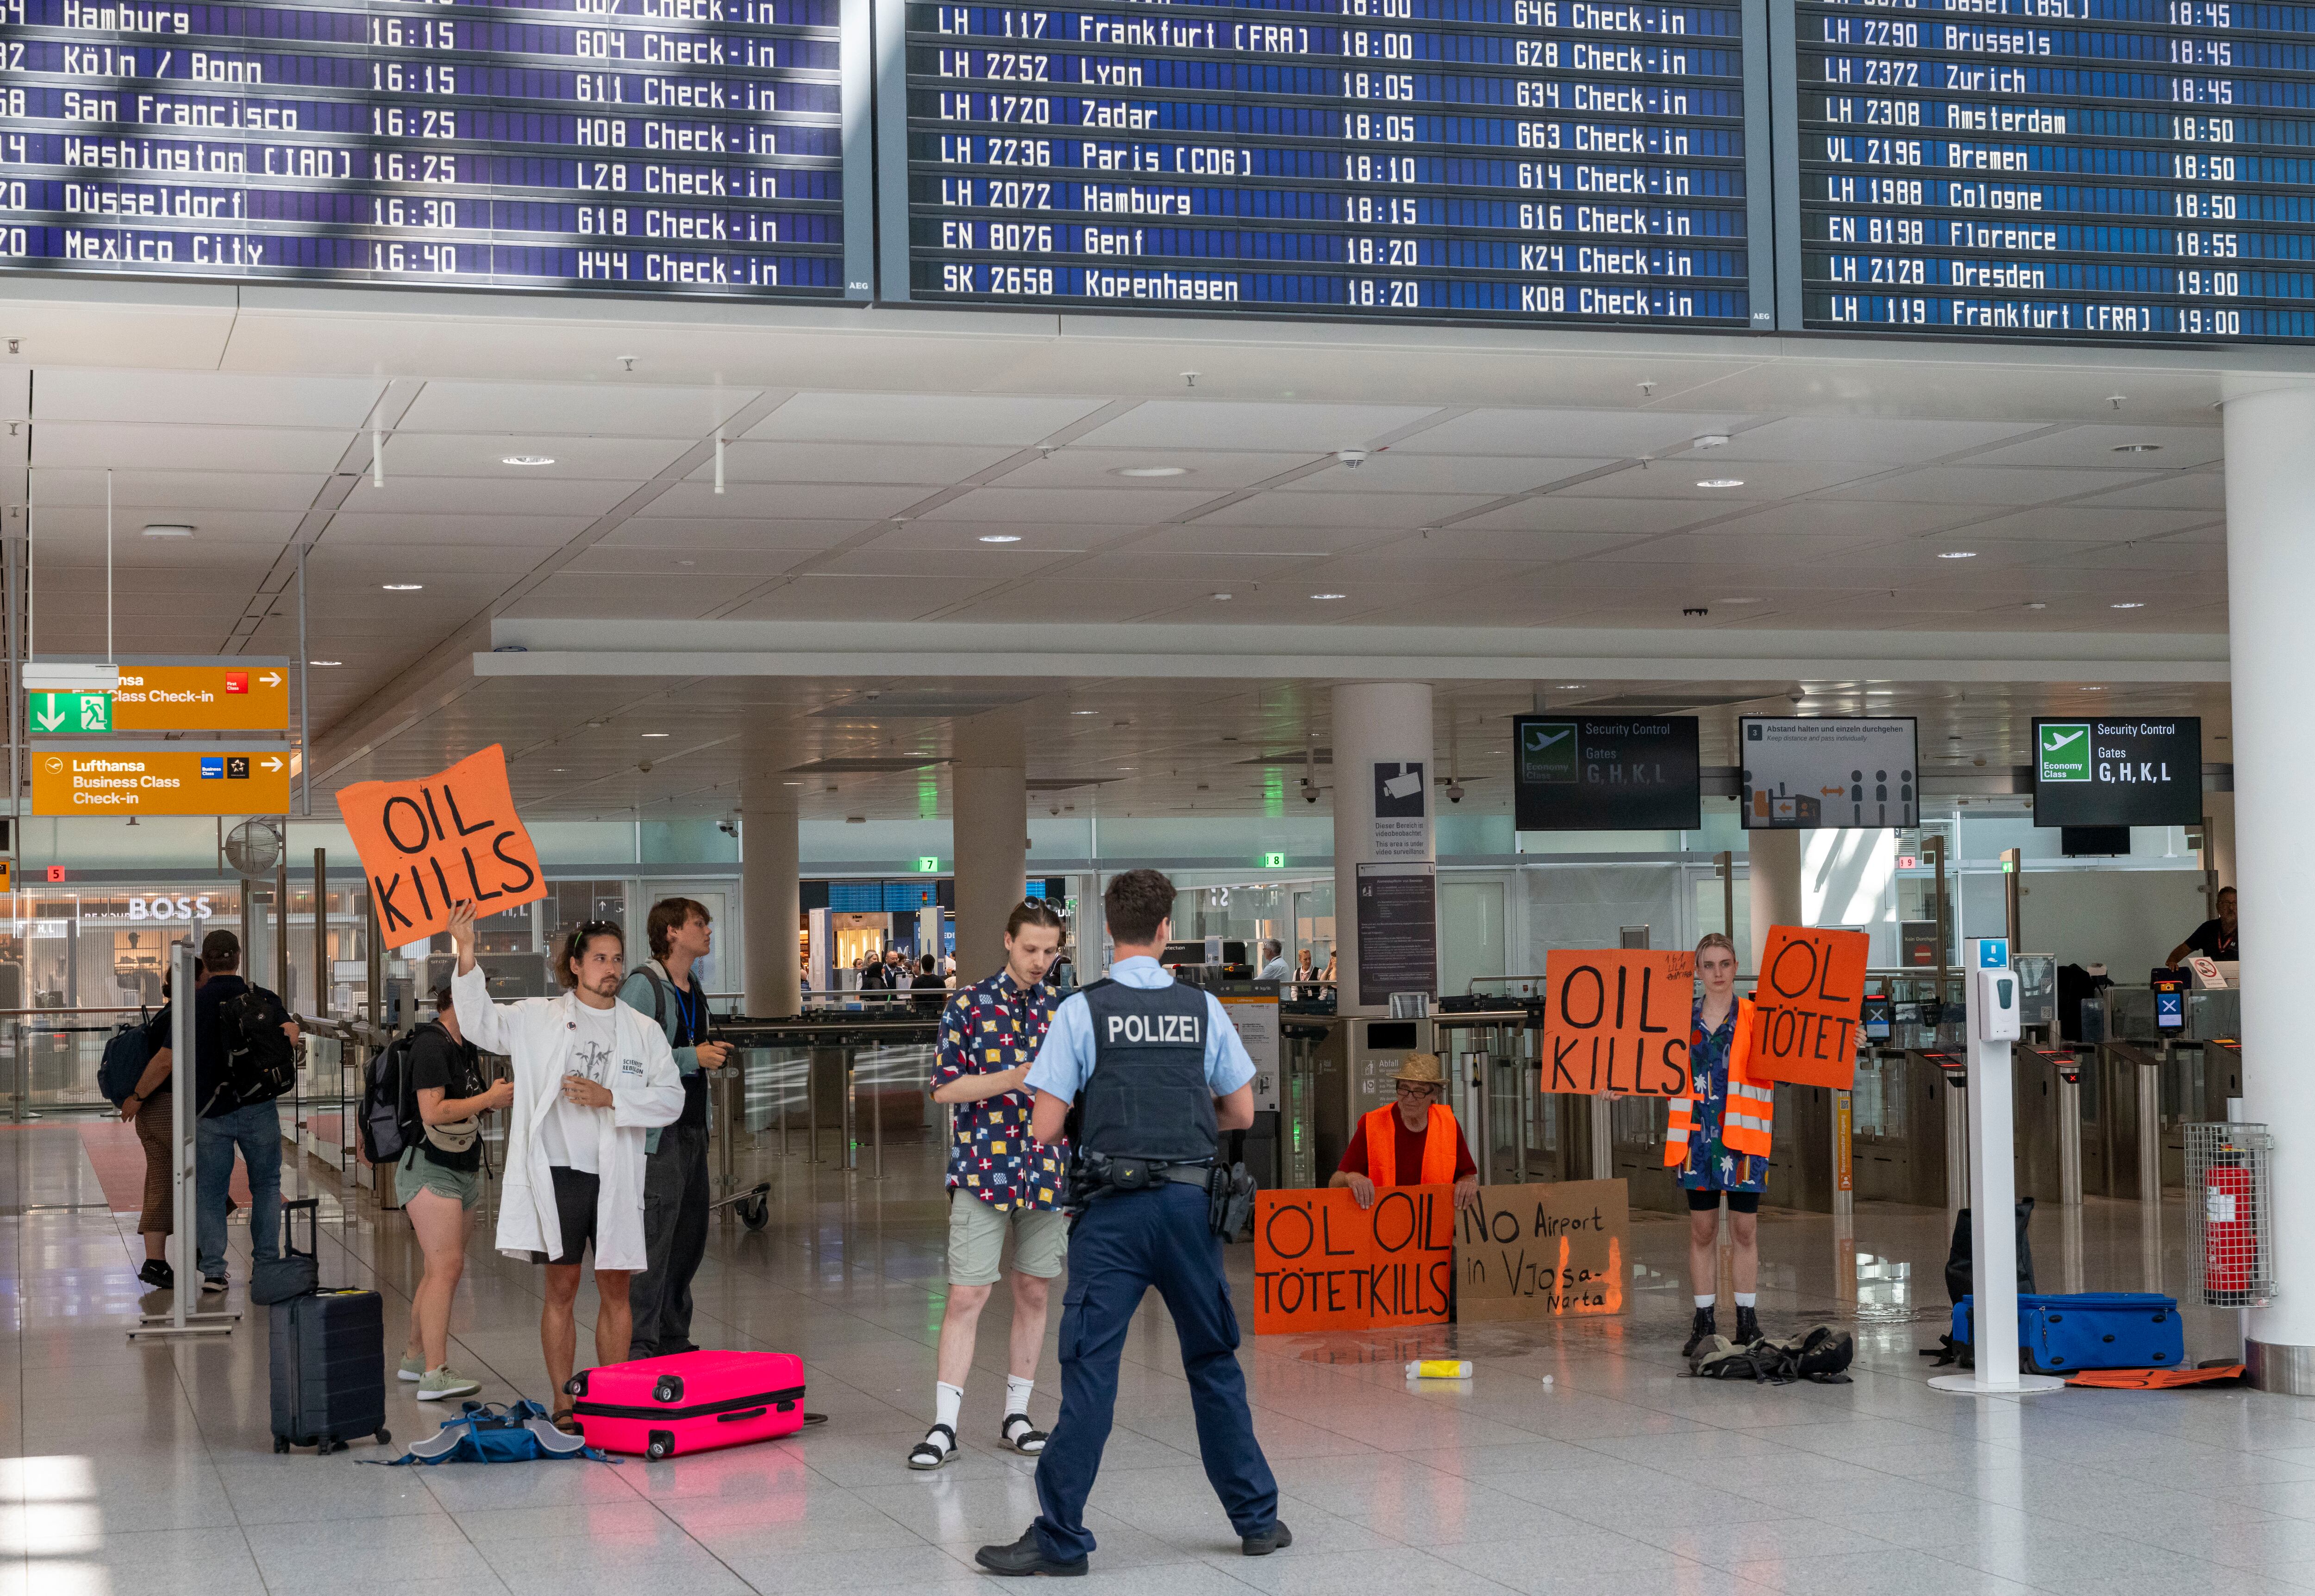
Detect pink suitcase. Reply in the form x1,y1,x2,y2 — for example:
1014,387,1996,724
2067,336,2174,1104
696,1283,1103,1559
565,1350,807,1459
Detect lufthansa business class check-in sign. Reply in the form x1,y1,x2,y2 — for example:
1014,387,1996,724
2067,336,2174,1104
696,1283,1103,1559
1513,716,1700,832
2031,717,2203,829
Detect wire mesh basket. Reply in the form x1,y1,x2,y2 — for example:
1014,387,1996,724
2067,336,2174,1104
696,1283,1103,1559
2184,1122,2275,1308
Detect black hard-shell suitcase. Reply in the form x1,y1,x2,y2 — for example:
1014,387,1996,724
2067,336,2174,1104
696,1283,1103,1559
266,1200,391,1454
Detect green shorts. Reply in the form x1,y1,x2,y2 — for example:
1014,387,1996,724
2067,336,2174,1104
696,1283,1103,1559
396,1146,482,1211
946,1190,1068,1286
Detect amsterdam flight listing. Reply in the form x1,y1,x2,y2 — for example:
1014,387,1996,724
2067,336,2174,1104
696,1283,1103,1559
905,0,1755,326
0,0,847,295
1799,0,2315,340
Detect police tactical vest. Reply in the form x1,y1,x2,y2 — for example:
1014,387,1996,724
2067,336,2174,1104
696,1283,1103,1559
1077,978,1217,1164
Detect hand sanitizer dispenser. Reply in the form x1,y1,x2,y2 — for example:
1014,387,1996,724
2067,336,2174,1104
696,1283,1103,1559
1975,967,2021,1043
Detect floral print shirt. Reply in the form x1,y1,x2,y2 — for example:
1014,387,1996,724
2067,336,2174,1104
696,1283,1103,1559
1678,997,1767,1193
932,971,1066,1212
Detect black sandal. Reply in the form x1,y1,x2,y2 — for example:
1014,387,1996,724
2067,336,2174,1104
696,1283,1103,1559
1001,1413,1047,1455
550,1408,584,1437
907,1422,957,1471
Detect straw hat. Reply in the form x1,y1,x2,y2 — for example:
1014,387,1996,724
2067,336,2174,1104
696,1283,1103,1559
1393,1052,1446,1088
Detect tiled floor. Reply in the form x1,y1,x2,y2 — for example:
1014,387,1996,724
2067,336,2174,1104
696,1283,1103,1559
5,1118,2312,1596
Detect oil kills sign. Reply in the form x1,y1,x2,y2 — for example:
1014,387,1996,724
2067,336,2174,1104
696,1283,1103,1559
33,749,291,815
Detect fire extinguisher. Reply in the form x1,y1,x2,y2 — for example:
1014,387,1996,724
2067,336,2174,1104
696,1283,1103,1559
2204,1145,2255,1307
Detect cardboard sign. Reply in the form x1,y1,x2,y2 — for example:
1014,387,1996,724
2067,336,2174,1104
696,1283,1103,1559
1454,1180,1629,1322
1749,926,1870,1089
1251,1185,1454,1335
1540,949,1695,1097
336,745,546,945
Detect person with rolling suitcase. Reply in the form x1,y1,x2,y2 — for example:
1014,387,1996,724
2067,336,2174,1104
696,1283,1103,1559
269,1198,392,1454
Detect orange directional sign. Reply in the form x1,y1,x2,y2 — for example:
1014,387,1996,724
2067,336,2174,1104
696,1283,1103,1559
33,748,291,816
106,663,291,732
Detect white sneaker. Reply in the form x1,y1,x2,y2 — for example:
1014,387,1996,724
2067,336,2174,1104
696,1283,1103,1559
416,1367,482,1401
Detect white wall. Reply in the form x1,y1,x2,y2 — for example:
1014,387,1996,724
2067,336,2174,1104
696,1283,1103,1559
2015,868,2207,975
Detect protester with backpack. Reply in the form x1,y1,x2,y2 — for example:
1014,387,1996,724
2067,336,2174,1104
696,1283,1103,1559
189,930,300,1296
392,987,511,1401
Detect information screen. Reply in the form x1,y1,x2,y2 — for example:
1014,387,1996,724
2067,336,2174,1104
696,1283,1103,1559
2031,715,2202,826
1513,714,1701,830
897,0,1763,327
1795,0,2315,340
1738,715,1918,829
0,0,851,296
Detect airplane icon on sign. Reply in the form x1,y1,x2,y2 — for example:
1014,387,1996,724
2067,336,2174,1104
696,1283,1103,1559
2042,728,2084,751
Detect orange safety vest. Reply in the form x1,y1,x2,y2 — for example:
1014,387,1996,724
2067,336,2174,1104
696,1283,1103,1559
1664,997,1776,1167
1364,1103,1459,1187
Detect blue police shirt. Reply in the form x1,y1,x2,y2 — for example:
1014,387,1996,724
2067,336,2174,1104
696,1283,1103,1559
1025,956,1256,1103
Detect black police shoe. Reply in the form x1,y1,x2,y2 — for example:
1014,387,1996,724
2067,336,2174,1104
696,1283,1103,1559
1243,1521,1293,1557
1682,1307,1717,1358
1734,1306,1763,1346
137,1258,174,1290
973,1529,1087,1578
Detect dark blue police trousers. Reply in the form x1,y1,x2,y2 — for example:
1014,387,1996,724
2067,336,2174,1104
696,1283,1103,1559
1032,1181,1279,1563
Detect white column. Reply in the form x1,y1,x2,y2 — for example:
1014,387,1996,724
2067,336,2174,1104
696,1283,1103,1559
2228,384,2315,1391
1329,682,1435,1017
952,705,1027,984
1747,826,1803,971
2205,788,2236,892
740,732,801,1018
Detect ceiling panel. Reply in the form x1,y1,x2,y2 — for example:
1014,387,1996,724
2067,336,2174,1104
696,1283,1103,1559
563,545,815,578
1695,501,1978,539
814,546,1083,579
1192,490,1497,529
1383,526,1647,562
720,574,998,620
1453,495,1726,535
1123,522,1402,556
917,486,1215,524
1058,550,1323,582
395,381,759,438
931,581,1229,624
336,474,636,516
748,392,1112,445
1703,416,2051,463
1961,424,2224,471
1957,507,2221,542
379,432,692,479
502,574,725,618
32,469,323,512
1273,453,1614,495
1568,460,1882,500
993,449,1307,490
34,369,388,428
1072,400,1444,451
33,507,304,542
699,439,1020,485
2072,472,2227,513
599,516,873,550
1396,408,1741,458
32,421,353,473
1827,464,2150,505
324,513,596,545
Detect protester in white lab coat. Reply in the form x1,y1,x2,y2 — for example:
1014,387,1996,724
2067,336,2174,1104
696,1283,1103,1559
449,902,683,1431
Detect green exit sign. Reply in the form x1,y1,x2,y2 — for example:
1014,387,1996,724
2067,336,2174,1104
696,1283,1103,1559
29,690,111,733
1262,852,1286,869
917,856,939,873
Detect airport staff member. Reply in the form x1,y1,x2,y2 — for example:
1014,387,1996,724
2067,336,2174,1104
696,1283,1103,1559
1329,1053,1481,1210
974,868,1290,1578
2167,885,2239,968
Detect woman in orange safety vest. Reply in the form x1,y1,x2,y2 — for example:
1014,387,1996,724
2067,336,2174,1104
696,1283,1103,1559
1330,1053,1481,1211
1664,933,1774,1356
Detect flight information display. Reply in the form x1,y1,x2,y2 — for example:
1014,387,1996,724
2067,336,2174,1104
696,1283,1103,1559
0,0,851,295
1796,0,2315,339
895,0,1765,327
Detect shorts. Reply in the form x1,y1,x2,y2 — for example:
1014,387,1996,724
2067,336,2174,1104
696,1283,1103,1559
535,1166,600,1266
396,1145,482,1211
946,1190,1069,1286
1687,1189,1760,1215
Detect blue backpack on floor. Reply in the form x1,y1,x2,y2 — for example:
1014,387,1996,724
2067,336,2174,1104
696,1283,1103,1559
373,1401,616,1466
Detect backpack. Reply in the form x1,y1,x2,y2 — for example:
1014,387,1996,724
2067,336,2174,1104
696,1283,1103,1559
99,1020,152,1108
375,1401,610,1467
219,984,298,1108
359,1031,424,1166
1690,1325,1855,1385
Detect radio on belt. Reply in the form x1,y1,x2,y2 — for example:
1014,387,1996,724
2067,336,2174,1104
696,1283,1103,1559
1974,966,2021,1043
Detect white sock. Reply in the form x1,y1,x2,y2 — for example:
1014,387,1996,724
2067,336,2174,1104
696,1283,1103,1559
932,1381,963,1441
1005,1374,1034,1416
1694,1295,1715,1310
1735,1292,1757,1308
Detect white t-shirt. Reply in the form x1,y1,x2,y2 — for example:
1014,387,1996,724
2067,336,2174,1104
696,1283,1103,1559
538,1001,619,1175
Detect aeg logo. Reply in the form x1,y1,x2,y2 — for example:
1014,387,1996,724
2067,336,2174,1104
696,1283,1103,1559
1105,1014,1201,1044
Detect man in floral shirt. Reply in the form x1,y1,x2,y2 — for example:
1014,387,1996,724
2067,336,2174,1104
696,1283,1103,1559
908,899,1069,1471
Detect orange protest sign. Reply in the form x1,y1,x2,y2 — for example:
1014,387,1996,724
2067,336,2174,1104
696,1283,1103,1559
335,745,546,945
1251,1186,1453,1335
1540,949,1695,1097
1749,926,1870,1089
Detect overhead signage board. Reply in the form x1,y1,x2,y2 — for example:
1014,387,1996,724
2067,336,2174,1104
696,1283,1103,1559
29,660,293,732
1739,718,1918,830
1513,716,1701,832
2031,718,2203,829
33,748,291,816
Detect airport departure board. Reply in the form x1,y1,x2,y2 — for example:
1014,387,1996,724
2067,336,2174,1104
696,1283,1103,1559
895,0,1764,327
1795,0,2315,339
0,0,854,295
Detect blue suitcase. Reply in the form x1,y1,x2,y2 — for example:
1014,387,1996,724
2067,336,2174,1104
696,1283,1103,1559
1954,1292,2184,1373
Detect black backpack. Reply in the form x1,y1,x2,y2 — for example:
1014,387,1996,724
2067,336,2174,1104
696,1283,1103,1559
100,1019,153,1108
358,1031,423,1165
1691,1326,1855,1385
218,984,298,1109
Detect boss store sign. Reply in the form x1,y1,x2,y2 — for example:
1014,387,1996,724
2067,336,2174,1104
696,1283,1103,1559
86,894,225,923
2032,717,2203,828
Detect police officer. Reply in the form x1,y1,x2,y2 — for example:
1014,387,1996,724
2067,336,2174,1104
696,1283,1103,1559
974,868,1290,1577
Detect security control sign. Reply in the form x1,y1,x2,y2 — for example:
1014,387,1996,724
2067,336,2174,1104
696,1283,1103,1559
33,747,290,816
2031,717,2202,828
1514,716,1700,832
1739,718,1919,830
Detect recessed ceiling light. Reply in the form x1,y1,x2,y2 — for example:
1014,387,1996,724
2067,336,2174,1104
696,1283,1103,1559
2081,685,2107,692
1938,551,1977,560
1310,592,1347,601
641,732,669,738
2111,601,2146,609
1070,710,1098,715
675,559,695,567
1695,478,1744,489
2111,443,2163,454
1212,592,1233,601
977,534,1022,544
551,768,568,773
1719,597,1764,606
501,455,555,466
1117,766,1135,771
141,523,194,538
1558,683,1584,690
308,659,341,666
2024,601,2048,610
1111,465,1191,478
382,583,424,591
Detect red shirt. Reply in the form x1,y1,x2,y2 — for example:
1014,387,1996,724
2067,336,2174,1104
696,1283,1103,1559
1338,1109,1477,1185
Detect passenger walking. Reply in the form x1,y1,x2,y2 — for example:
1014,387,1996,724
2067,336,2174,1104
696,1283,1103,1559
1667,932,1772,1355
394,988,510,1401
119,959,199,1289
911,900,1068,1471
448,902,683,1428
618,897,731,1360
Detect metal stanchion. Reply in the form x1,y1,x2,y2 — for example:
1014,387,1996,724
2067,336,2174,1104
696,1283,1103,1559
134,927,234,1340
10,1020,21,1123
1588,1095,1613,1182
868,1056,885,1181
2138,1056,2163,1206
1464,1050,1490,1185
2057,1077,2083,1208
805,1052,821,1164
843,1059,858,1171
